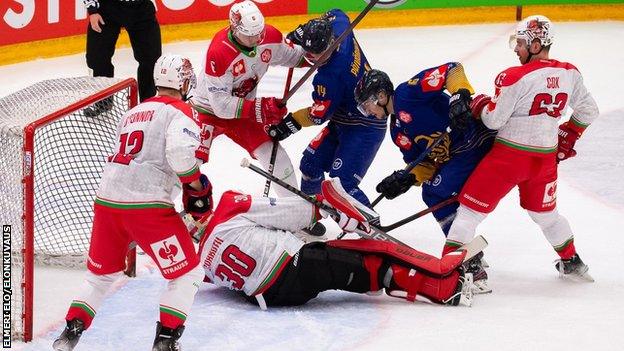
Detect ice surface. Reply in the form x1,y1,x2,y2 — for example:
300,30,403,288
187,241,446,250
3,21,623,351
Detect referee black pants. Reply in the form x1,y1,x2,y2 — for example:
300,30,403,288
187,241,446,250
86,0,162,101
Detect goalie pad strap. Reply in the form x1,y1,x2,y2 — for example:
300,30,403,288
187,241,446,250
327,239,466,276
362,255,383,292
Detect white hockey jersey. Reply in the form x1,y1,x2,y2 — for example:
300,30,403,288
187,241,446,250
192,25,305,118
96,95,202,208
480,59,599,155
198,191,317,296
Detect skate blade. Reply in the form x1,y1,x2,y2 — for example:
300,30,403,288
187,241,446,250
560,269,595,283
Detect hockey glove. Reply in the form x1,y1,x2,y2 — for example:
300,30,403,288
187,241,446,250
241,97,288,125
376,170,416,200
182,174,213,220
469,94,492,120
557,122,581,162
448,89,473,131
268,113,302,141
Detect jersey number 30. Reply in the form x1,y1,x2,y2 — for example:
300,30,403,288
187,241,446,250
529,93,568,118
215,245,257,290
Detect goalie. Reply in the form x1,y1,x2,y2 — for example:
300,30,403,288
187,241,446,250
195,178,477,308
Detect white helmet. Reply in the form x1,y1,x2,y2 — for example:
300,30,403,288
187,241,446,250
515,15,554,47
153,53,196,94
229,0,265,37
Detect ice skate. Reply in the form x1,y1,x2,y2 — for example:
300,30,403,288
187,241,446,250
52,318,84,351
555,253,594,282
462,251,492,294
152,322,185,351
443,272,475,307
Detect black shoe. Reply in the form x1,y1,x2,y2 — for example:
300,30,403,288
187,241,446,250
302,222,326,237
52,318,85,351
462,251,491,294
555,253,594,282
84,97,114,117
153,322,185,351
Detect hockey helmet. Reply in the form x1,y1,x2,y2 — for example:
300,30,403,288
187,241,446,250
287,18,334,54
511,15,554,48
154,54,197,95
354,69,394,115
229,0,265,37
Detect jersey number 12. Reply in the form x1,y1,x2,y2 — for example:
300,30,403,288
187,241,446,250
108,130,144,165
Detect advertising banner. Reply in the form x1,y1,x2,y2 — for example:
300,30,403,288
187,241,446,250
0,0,307,46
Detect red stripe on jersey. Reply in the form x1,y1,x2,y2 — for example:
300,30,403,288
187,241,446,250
259,25,284,45
145,95,200,126
198,191,253,251
495,59,579,88
205,27,241,77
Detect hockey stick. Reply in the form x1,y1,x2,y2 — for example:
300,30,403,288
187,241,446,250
371,127,451,208
264,68,294,196
384,195,458,232
240,158,409,245
281,0,380,104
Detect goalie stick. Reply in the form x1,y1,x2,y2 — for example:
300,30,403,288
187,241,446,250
371,127,452,207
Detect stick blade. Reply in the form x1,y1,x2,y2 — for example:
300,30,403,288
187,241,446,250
459,235,489,262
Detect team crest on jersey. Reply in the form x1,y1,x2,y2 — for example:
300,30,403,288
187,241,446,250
421,66,447,92
398,111,412,123
234,194,249,203
332,158,343,170
260,49,272,63
150,235,187,274
542,180,557,208
394,132,413,150
310,99,331,118
232,59,246,77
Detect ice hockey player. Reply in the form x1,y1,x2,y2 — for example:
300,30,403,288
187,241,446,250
196,178,476,309
267,9,384,208
53,54,209,351
445,15,599,282
191,0,306,197
354,65,496,293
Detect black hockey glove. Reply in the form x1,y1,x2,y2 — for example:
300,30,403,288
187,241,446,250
448,88,473,131
375,170,416,200
182,174,213,220
268,113,302,141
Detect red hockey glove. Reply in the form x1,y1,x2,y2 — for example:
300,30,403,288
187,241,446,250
557,122,581,162
241,97,288,125
182,174,213,220
470,94,492,120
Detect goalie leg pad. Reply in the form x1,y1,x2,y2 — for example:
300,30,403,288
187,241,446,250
327,239,466,276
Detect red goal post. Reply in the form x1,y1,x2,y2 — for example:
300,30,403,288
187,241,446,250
0,77,138,342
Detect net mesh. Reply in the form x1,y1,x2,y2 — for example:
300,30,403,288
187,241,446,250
0,77,133,340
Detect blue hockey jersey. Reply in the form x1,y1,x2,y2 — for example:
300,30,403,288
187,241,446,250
390,62,496,165
306,9,385,129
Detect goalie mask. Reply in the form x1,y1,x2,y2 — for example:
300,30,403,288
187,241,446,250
229,0,265,38
154,53,197,100
354,69,394,117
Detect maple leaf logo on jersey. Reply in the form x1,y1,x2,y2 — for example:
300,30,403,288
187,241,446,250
398,111,412,123
394,133,413,150
261,49,272,63
232,59,246,77
421,66,447,92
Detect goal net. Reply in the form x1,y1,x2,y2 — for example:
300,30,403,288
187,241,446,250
0,77,138,342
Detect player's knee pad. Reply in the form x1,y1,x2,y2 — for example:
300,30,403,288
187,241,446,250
447,205,487,244
85,270,124,291
527,209,573,247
